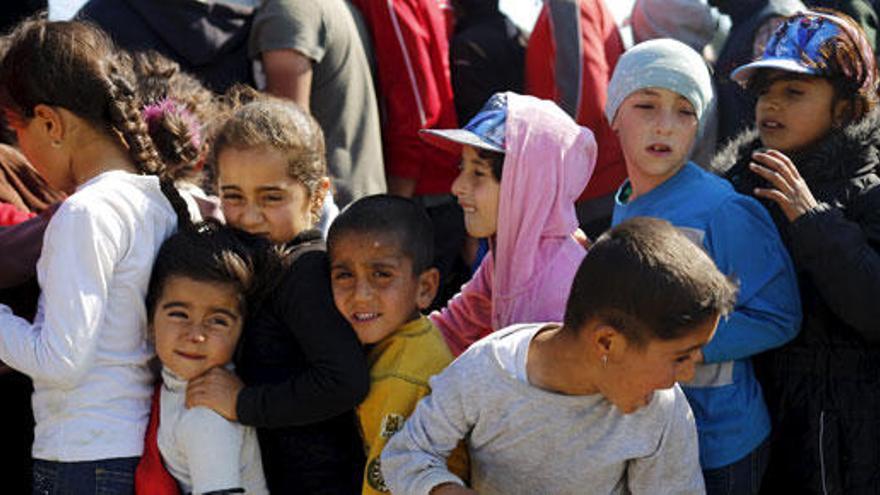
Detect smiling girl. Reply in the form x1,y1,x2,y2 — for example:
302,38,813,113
184,95,369,494
420,91,597,356
608,39,801,495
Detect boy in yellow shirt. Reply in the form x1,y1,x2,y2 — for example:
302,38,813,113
328,194,469,494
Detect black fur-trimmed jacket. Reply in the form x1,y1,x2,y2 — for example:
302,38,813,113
711,112,880,494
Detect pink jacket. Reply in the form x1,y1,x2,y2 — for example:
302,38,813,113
431,93,596,356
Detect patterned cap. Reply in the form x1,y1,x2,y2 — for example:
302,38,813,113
420,93,507,154
731,12,850,83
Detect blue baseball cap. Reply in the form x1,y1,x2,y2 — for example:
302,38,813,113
420,92,507,154
731,12,843,84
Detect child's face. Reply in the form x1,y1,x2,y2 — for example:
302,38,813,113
599,316,717,414
613,88,698,190
755,71,837,153
451,145,501,238
330,232,438,344
218,146,315,244
152,276,243,381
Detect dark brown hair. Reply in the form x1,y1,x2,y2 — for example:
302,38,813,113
564,217,738,346
211,91,328,222
131,50,218,183
0,17,191,226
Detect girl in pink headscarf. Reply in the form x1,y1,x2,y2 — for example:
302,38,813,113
421,91,596,355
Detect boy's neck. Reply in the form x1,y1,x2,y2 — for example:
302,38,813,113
624,160,687,201
526,325,601,396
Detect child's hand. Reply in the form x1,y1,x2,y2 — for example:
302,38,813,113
185,367,243,421
749,150,820,222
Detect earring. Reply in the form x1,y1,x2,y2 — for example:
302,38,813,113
601,355,608,369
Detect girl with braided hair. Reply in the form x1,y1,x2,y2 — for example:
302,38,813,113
0,17,192,493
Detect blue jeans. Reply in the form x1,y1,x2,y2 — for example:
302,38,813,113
703,438,771,495
32,457,139,495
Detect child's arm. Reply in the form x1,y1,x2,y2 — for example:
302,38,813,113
751,149,880,340
699,195,802,363
178,407,247,494
235,251,369,427
0,206,119,385
627,386,705,495
381,359,473,495
429,258,494,356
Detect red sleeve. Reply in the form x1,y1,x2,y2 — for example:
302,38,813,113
351,0,458,183
0,203,35,226
575,1,626,200
524,6,556,102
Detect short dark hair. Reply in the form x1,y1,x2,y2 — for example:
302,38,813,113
146,221,257,322
476,148,505,181
563,217,738,346
327,194,435,275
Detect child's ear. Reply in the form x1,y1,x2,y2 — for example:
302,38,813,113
33,104,65,143
833,99,853,128
415,267,440,311
309,177,331,219
592,323,627,363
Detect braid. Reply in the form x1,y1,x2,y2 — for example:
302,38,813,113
160,178,194,230
104,64,164,177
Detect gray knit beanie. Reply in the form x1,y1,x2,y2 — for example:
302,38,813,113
605,38,713,125
630,0,720,52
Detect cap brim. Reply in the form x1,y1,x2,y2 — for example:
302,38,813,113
419,129,505,154
730,58,820,84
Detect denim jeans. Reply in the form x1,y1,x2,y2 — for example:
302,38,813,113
32,457,139,495
703,438,771,495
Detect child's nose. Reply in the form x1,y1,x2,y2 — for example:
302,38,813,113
450,171,466,198
655,111,676,135
184,325,207,343
353,278,373,301
240,203,264,228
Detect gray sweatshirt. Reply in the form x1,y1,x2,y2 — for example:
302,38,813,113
381,324,705,495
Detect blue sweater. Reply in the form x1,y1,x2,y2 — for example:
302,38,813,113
612,162,802,469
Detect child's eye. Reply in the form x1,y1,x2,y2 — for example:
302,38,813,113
372,270,392,279
679,108,696,117
785,88,804,96
675,354,693,364
221,193,244,204
332,270,353,281
167,310,188,320
634,103,654,110
261,194,285,203
208,316,231,328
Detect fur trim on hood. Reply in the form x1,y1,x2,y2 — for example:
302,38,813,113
710,108,880,191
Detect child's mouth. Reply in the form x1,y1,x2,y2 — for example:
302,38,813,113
174,350,206,360
353,312,380,322
646,143,671,155
760,120,785,130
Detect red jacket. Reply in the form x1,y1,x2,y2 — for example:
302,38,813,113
351,0,460,196
0,203,34,226
526,0,625,201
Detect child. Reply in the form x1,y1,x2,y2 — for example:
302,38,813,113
606,39,802,494
421,91,597,356
381,216,739,494
0,18,190,491
145,222,267,494
326,194,470,494
184,95,369,493
713,11,880,492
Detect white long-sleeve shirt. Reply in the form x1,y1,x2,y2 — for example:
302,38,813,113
381,324,706,495
0,170,177,462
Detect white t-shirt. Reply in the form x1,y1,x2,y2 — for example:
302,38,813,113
0,170,178,461
158,368,268,495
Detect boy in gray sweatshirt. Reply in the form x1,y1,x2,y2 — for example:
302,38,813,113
382,217,739,495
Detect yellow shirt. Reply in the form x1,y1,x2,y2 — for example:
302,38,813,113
357,315,469,494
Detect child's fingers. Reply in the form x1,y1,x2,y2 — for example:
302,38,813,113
752,150,798,183
749,162,795,196
753,187,790,206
